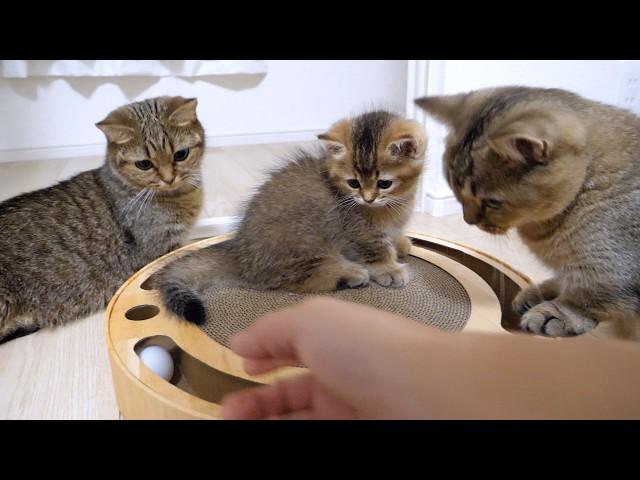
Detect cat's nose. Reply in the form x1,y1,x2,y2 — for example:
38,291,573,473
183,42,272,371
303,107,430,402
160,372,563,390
158,166,176,185
463,206,482,225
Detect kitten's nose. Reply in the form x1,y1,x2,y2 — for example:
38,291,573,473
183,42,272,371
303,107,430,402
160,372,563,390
158,166,176,185
463,205,482,225
363,193,377,203
160,174,176,185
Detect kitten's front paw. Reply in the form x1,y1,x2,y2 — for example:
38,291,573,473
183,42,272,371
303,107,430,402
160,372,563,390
395,236,412,260
520,300,598,337
372,264,409,288
341,266,370,289
512,286,545,315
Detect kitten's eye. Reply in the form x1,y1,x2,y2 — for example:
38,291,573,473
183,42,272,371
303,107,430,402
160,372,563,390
173,148,189,162
484,199,503,209
135,160,154,171
347,179,361,189
377,180,393,189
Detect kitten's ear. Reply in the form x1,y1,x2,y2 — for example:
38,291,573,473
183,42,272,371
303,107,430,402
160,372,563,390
487,134,551,165
487,111,586,166
318,118,351,160
96,112,135,145
168,97,198,127
318,133,347,160
385,135,428,161
414,94,467,126
385,120,428,161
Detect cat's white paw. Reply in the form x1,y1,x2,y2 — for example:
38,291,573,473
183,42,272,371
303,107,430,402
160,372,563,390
512,286,545,315
372,264,409,288
395,236,412,259
520,300,598,337
343,267,370,289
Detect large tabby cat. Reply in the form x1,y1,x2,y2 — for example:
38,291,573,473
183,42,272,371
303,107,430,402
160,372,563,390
416,86,640,339
0,96,204,343
156,111,427,324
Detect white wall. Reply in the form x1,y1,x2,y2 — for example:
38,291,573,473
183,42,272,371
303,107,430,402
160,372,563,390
0,60,408,162
414,60,636,215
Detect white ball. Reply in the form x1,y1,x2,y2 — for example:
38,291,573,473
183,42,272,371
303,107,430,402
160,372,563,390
140,345,174,381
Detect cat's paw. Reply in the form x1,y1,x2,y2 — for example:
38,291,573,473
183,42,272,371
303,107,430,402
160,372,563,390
341,266,370,289
520,300,598,337
512,286,545,315
395,236,412,260
372,264,409,288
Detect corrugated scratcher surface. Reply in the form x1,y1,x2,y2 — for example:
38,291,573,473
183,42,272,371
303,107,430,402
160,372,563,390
198,256,471,348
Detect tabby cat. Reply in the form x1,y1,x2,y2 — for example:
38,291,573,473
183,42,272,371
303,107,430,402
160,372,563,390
156,110,427,324
416,86,640,339
0,96,204,343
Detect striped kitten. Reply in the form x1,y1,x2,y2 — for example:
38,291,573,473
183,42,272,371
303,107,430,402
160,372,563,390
0,96,204,343
156,111,427,324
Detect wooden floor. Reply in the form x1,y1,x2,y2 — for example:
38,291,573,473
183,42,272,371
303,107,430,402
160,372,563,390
0,143,552,420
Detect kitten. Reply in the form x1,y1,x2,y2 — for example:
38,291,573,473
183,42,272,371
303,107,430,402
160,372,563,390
416,86,640,339
0,96,204,343
156,110,427,324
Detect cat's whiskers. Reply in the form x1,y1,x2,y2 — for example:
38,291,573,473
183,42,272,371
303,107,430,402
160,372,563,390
384,197,407,216
120,188,149,221
330,196,357,214
184,175,202,189
133,188,156,223
342,200,359,216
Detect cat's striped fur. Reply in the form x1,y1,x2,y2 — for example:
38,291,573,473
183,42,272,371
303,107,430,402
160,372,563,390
156,111,427,324
0,96,204,342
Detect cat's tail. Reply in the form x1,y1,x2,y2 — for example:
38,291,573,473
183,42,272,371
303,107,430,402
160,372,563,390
154,243,235,325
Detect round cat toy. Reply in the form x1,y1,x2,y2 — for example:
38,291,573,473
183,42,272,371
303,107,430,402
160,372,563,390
105,232,541,419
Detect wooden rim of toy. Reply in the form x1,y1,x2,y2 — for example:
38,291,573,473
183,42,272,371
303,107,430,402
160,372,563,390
105,233,532,419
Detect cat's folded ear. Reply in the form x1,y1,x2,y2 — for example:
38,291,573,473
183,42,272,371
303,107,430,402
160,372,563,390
486,110,587,166
414,94,467,127
385,120,428,161
96,111,136,145
318,134,347,160
318,119,351,160
168,97,199,127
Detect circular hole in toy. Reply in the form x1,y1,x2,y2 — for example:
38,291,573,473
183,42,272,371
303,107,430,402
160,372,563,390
139,275,156,290
125,304,160,321
134,335,260,401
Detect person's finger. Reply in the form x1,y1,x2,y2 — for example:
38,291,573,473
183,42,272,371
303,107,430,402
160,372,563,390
242,357,300,375
266,410,316,420
229,305,305,362
221,374,314,420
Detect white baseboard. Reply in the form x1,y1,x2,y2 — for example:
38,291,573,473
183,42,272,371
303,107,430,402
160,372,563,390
207,129,323,147
423,195,462,217
191,197,460,242
0,129,325,164
0,144,107,163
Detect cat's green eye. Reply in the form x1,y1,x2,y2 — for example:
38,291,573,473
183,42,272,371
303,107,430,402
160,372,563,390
378,180,393,189
135,160,154,171
347,179,361,189
484,199,503,209
174,148,189,162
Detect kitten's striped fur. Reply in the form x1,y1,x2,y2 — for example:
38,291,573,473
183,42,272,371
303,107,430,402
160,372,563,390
156,111,427,324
